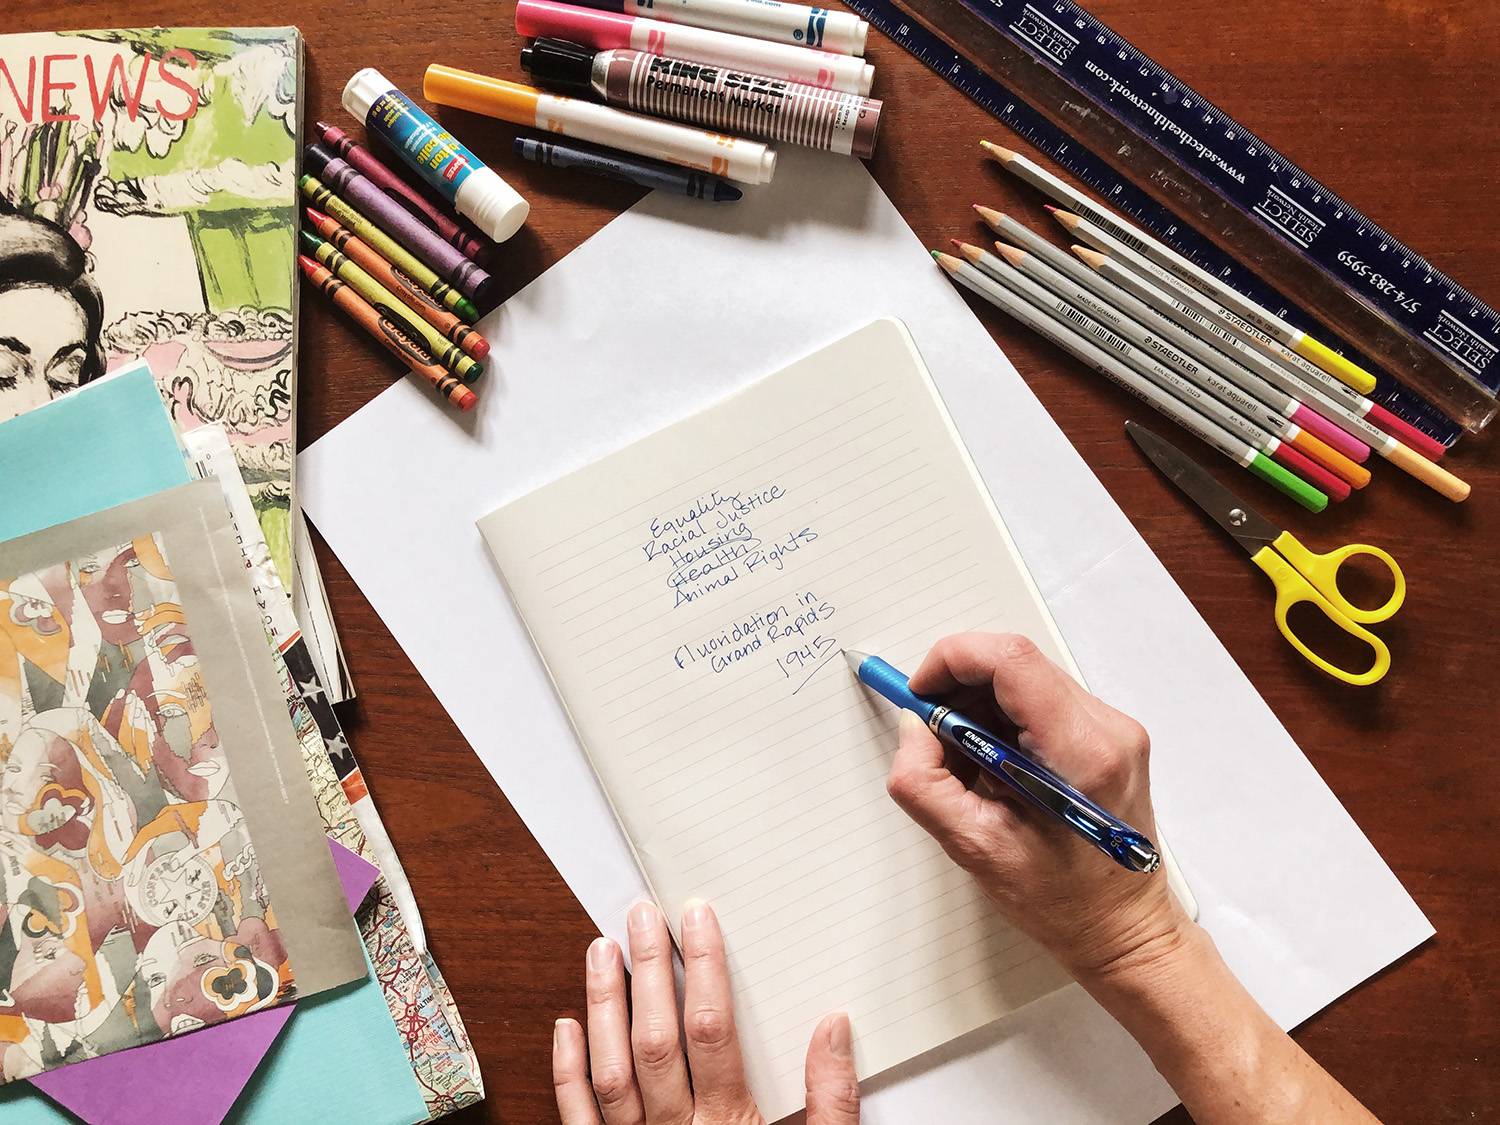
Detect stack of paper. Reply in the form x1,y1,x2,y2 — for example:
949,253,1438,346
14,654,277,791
0,365,480,1122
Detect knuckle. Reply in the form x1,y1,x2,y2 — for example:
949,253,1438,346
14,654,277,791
885,765,916,805
632,1023,679,1070
590,1064,635,1109
685,1005,735,1053
989,632,1040,668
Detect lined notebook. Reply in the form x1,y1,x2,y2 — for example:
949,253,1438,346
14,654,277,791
480,319,1090,1117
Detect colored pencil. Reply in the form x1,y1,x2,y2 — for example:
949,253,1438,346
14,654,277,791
972,205,1372,467
933,251,1327,513
301,231,483,383
1072,245,1470,502
304,207,489,360
971,240,1369,492
315,121,489,259
299,256,477,412
299,175,480,322
955,243,1348,502
1050,206,1449,462
981,139,1380,396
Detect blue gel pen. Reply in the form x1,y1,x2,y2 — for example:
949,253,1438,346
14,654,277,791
846,650,1160,873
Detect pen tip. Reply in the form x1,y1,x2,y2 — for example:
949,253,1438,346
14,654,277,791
843,649,869,672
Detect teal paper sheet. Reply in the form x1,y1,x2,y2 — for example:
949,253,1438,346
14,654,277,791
0,363,430,1124
0,362,191,539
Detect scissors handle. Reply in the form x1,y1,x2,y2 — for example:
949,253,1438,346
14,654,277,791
1270,531,1405,625
1251,547,1391,686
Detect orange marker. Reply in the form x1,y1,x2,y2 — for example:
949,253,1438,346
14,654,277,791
304,208,489,361
299,255,477,412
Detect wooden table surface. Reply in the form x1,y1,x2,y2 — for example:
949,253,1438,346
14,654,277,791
18,0,1499,1120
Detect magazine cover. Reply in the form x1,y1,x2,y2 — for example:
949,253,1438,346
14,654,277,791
0,28,302,585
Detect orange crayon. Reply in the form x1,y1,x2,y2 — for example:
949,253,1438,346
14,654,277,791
303,208,489,361
299,255,477,412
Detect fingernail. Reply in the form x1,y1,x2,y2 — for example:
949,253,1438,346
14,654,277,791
553,1019,567,1049
587,937,615,970
628,901,657,933
683,897,711,931
829,1012,852,1058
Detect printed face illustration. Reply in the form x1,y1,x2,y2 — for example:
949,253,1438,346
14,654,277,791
0,284,91,418
75,542,146,648
139,919,282,1035
2,729,94,855
2,884,89,1024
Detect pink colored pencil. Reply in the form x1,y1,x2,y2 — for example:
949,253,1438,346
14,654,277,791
316,120,489,260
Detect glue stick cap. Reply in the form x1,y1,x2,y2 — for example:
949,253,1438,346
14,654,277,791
342,67,395,123
341,67,529,244
520,38,599,99
457,166,530,243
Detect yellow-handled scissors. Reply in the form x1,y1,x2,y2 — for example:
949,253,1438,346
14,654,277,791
1128,422,1405,686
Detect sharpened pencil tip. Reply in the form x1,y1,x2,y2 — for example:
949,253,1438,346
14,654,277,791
979,139,1017,161
1042,203,1058,213
1072,245,1107,268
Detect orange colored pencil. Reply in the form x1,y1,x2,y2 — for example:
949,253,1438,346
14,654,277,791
299,255,477,412
304,206,489,360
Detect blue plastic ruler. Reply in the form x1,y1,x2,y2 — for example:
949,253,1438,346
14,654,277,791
848,0,1500,443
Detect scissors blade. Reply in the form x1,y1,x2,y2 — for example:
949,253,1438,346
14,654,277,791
1125,422,1282,554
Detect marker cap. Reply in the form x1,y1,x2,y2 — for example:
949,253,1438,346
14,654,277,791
520,38,600,99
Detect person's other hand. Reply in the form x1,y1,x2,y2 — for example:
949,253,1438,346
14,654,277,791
885,632,1190,980
553,899,860,1124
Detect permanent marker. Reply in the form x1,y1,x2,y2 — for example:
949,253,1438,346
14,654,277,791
515,0,875,95
424,67,777,185
847,650,1160,873
565,0,870,55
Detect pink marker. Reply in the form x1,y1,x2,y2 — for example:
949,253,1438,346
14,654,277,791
515,0,875,95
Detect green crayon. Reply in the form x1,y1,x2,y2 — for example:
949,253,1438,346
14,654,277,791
298,175,480,322
301,230,483,383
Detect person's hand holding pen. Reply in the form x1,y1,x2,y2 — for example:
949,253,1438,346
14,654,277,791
555,631,1377,1123
889,633,1378,1124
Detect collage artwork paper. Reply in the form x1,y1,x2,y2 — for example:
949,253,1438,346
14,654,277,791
0,533,292,1082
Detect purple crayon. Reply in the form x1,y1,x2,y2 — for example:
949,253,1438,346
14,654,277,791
314,121,489,260
303,143,493,301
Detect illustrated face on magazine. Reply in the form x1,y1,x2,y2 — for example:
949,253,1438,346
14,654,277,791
0,212,106,422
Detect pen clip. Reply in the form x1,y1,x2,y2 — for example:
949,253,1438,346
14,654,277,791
998,758,1160,873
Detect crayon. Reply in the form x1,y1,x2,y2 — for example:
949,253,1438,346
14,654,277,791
513,136,743,201
299,256,477,412
300,230,484,383
303,208,490,360
303,145,493,301
299,175,480,322
315,120,489,259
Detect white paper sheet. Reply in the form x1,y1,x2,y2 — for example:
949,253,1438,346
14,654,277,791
298,149,1433,1123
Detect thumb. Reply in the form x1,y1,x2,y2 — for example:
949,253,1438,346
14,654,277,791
805,1013,860,1125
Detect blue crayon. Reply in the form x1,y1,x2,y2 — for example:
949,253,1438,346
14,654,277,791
513,136,742,202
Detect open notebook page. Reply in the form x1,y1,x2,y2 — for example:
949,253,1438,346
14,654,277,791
480,318,1083,1118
